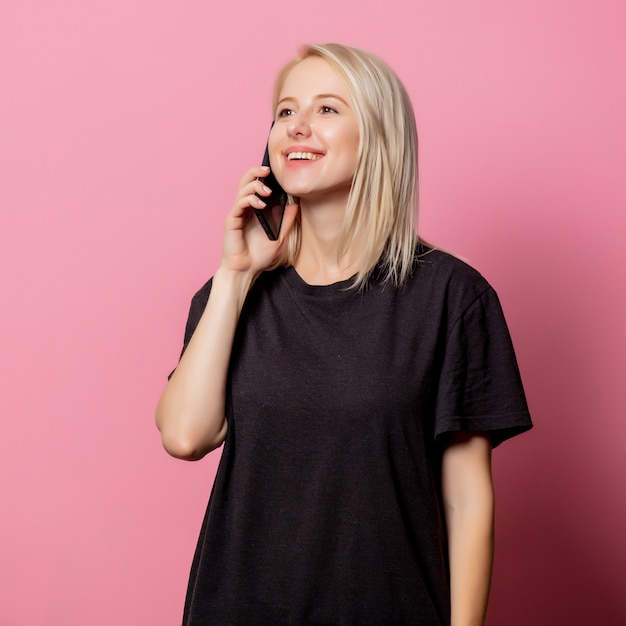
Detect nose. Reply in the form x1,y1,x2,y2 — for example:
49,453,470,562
287,112,311,138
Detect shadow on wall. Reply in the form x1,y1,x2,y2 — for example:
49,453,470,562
483,213,625,625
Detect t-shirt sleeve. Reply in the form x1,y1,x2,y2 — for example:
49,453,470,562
167,278,213,380
434,286,532,447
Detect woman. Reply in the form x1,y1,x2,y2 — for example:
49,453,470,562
157,43,532,626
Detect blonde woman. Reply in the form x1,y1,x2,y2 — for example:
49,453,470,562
157,43,532,626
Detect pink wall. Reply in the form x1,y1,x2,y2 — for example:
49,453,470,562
2,1,624,624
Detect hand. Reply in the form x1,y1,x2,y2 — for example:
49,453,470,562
221,166,298,276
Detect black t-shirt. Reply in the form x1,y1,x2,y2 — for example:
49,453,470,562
177,249,532,625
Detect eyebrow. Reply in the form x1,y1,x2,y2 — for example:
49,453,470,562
276,93,351,107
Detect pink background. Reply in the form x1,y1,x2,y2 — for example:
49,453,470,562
2,0,625,624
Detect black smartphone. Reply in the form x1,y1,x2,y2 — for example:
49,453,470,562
254,127,287,241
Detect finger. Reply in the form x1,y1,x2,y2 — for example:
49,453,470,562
238,165,270,188
235,180,274,214
242,179,274,199
233,179,270,208
250,194,267,208
228,194,266,223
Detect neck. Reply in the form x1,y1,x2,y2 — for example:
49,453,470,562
294,192,363,285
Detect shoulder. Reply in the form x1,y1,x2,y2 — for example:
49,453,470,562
182,277,214,343
408,245,494,304
189,276,213,311
188,269,290,325
388,245,512,337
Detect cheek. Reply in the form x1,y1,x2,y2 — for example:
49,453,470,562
340,124,360,156
340,128,360,168
323,124,360,156
349,123,360,152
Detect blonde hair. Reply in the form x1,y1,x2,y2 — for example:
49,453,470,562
272,43,421,288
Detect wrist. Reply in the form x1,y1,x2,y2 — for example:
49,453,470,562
213,265,258,307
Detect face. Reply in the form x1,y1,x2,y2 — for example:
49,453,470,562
268,56,360,202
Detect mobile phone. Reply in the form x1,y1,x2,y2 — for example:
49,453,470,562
254,127,287,241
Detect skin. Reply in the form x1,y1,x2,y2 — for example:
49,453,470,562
156,55,494,625
442,432,494,626
269,56,363,284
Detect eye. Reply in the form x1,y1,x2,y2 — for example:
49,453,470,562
319,105,338,114
276,108,294,119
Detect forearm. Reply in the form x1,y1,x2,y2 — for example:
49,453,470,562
441,433,494,626
155,266,256,460
446,494,494,626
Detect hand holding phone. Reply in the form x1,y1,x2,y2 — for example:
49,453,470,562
254,126,287,241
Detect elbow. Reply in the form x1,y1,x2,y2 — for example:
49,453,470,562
160,432,209,461
159,427,226,461
156,411,227,461
155,388,228,460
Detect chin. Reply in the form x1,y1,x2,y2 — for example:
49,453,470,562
281,182,316,197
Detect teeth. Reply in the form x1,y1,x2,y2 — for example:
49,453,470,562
287,152,321,161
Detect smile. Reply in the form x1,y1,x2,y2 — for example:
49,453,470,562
286,152,323,161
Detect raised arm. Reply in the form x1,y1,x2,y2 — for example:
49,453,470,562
441,432,494,626
155,166,298,460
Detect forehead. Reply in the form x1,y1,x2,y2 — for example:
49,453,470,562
278,56,350,100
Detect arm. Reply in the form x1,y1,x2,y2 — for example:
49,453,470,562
155,267,253,460
441,432,494,626
155,166,298,461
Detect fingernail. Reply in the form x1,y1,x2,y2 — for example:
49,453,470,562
263,185,272,193
260,165,270,171
256,197,266,206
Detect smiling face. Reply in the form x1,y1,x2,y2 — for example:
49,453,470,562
268,56,360,203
